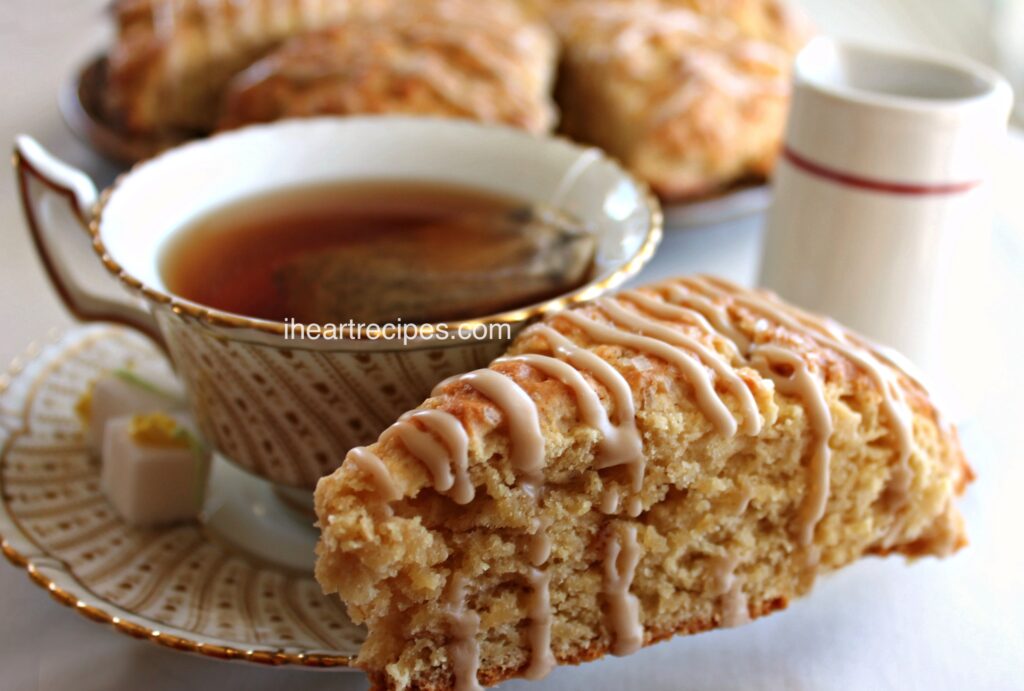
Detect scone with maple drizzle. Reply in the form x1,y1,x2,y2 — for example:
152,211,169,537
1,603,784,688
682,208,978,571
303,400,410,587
218,0,558,133
550,1,801,199
314,275,972,691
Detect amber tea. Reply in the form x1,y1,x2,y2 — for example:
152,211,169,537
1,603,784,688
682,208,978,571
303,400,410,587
159,180,596,325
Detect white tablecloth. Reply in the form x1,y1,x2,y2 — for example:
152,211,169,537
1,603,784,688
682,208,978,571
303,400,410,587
1,3,1022,690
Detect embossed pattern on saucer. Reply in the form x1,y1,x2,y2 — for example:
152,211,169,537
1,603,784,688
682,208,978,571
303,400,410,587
0,325,363,668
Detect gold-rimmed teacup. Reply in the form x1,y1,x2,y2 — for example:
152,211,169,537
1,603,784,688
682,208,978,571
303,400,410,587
14,116,662,490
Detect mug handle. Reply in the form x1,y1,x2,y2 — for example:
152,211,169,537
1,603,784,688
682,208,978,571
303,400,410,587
13,136,165,348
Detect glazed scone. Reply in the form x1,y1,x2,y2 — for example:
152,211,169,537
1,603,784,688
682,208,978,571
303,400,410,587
532,0,811,51
107,0,551,134
314,275,971,690
664,0,812,51
550,0,800,199
218,0,558,133
106,0,379,134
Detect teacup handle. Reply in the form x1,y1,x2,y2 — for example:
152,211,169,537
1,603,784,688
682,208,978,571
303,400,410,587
13,136,164,347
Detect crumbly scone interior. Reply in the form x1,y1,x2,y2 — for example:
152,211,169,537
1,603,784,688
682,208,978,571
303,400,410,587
315,276,971,691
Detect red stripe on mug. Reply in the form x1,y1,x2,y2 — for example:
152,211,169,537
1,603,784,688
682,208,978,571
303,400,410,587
782,146,981,196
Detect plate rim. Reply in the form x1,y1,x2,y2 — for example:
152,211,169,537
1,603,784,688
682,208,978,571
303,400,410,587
59,55,190,166
0,326,357,670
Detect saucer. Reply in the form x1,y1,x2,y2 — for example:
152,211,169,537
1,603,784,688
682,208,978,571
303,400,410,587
0,325,364,668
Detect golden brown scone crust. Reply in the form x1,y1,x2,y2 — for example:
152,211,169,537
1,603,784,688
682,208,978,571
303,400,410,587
532,0,812,51
315,275,971,691
105,0,554,135
218,1,558,133
549,0,808,199
105,0,378,133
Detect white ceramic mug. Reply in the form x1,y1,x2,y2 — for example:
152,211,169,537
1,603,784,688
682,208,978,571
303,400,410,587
14,116,662,490
760,37,1013,417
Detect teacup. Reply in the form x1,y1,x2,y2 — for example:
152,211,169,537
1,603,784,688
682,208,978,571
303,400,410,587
14,117,662,490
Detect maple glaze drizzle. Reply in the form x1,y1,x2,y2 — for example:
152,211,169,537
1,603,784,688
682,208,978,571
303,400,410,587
528,323,645,516
347,275,920,684
660,282,751,352
443,573,483,691
603,525,643,655
709,553,750,628
522,514,555,679
434,367,556,681
679,275,914,512
434,368,544,487
597,297,762,435
529,324,643,464
722,585,750,628
390,409,474,505
562,307,738,437
523,566,555,679
381,420,453,492
619,289,741,355
750,345,833,547
528,516,553,568
494,354,610,437
601,484,621,515
345,447,400,502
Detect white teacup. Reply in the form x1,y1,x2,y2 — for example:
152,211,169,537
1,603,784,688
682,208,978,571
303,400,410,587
14,117,662,490
760,38,1013,417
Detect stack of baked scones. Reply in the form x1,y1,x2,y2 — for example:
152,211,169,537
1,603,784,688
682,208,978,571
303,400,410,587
105,0,810,199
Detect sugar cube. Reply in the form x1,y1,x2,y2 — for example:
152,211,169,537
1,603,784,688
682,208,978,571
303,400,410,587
101,413,210,527
77,368,186,455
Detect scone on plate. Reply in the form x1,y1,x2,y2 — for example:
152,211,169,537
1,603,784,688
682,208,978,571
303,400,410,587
551,0,804,199
533,0,811,51
314,275,971,690
106,0,554,135
664,0,812,51
106,0,374,134
218,0,558,133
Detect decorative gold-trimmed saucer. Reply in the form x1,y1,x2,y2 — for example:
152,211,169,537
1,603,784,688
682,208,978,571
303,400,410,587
0,325,364,668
